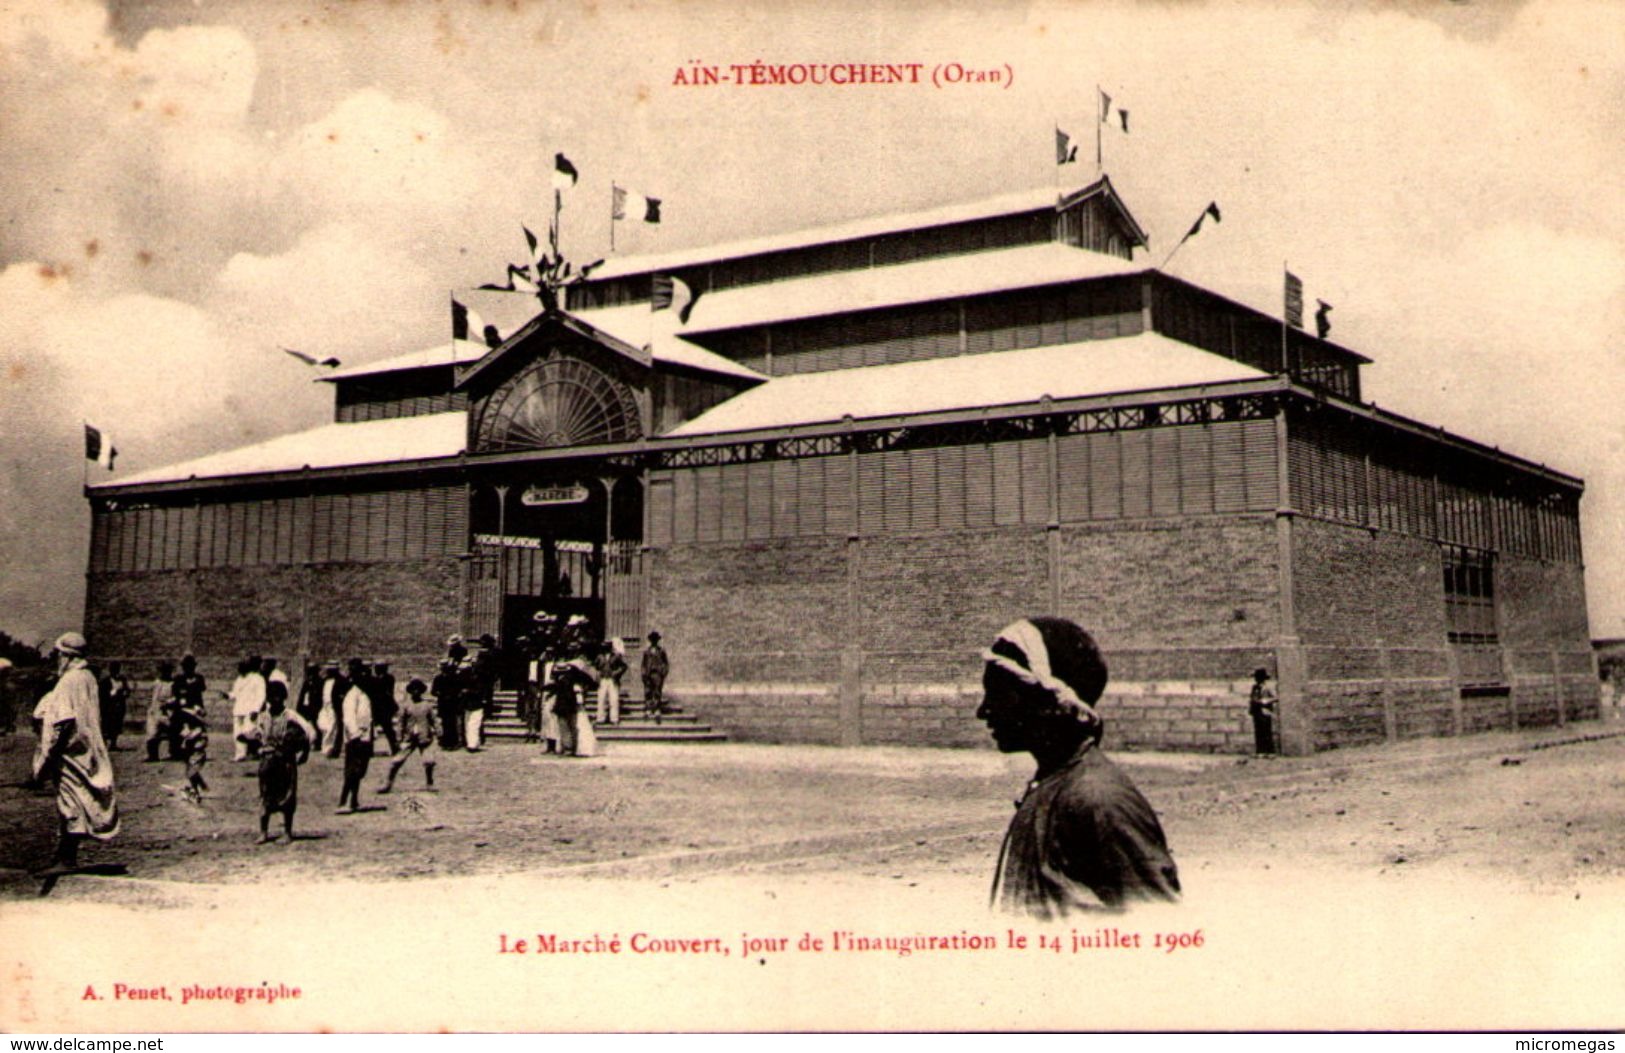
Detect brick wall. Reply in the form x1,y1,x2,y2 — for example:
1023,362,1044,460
192,566,306,660
674,685,844,746
1293,518,1447,646
1290,518,1600,748
1498,557,1591,648
1294,520,1441,749
84,572,190,661
653,516,1283,749
858,528,1049,686
645,538,848,684
1058,517,1281,660
1497,555,1599,721
83,557,462,684
1099,679,1256,753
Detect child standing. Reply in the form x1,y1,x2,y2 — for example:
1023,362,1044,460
380,677,439,793
243,681,312,843
174,692,210,803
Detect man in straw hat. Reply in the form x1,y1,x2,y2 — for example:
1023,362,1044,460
978,616,1179,917
31,632,120,872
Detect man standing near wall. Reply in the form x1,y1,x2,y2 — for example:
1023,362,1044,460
1249,668,1278,756
642,631,669,721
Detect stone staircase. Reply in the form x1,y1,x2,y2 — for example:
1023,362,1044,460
484,689,728,743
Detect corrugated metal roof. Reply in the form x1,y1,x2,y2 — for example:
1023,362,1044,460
100,412,468,488
322,318,765,385
322,340,491,381
570,304,767,381
577,242,1142,340
664,333,1269,437
591,185,1074,281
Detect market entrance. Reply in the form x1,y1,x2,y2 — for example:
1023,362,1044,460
464,473,644,663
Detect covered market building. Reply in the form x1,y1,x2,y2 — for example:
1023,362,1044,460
83,176,1598,754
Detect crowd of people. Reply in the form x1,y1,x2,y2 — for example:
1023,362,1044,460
20,614,1187,917
14,619,675,865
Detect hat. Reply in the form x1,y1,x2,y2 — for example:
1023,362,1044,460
446,634,464,647
374,659,391,669
323,660,340,671
406,677,427,694
54,632,87,657
648,631,662,643
478,633,496,648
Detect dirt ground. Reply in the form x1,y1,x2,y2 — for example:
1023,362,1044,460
3,717,1623,898
3,720,1623,1030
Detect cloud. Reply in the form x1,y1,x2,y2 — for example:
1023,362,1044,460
270,87,483,228
214,220,443,363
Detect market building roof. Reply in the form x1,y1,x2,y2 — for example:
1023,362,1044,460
321,340,491,382
665,331,1269,437
577,242,1142,339
101,411,468,488
589,179,1143,283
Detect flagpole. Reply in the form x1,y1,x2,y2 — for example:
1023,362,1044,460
1095,84,1103,172
1053,122,1061,199
1160,233,1189,270
1281,261,1290,376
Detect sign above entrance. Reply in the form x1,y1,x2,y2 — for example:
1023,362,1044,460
475,534,595,554
521,484,590,507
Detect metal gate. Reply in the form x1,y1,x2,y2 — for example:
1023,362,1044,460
465,542,643,644
603,539,645,643
463,551,501,641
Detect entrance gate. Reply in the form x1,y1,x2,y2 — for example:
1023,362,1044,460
463,540,644,647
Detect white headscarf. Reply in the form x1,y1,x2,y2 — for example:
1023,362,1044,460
982,618,1101,729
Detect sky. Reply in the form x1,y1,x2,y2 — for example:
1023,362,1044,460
0,0,1620,646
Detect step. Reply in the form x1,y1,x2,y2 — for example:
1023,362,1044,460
485,690,721,743
484,725,727,742
597,728,729,742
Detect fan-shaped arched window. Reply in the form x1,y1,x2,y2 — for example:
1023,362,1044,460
475,356,642,452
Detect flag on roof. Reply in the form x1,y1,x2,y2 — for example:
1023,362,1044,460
452,296,488,344
1099,89,1112,123
1315,299,1333,340
652,275,701,324
1055,127,1077,165
84,424,116,470
613,185,661,224
1118,109,1130,133
1177,201,1222,247
282,347,341,369
1284,271,1304,329
552,153,579,191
